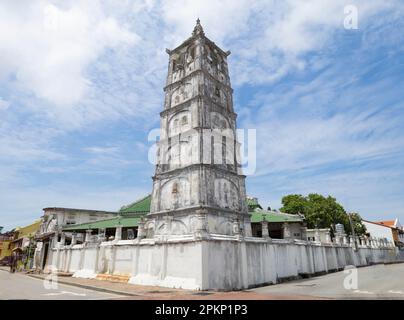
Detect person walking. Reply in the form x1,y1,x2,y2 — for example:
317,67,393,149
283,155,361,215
9,252,17,273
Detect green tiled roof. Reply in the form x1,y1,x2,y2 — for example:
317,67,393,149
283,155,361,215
249,211,304,223
62,195,302,231
119,195,151,214
63,216,142,231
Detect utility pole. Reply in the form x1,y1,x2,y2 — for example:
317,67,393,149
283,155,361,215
347,212,358,251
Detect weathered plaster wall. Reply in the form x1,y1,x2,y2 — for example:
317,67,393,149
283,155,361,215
46,238,400,291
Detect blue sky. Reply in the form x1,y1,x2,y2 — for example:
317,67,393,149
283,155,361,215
1,0,404,230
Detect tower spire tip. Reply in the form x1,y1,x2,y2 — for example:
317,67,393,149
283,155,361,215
193,18,204,36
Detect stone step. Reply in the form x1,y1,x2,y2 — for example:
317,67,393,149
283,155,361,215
96,273,130,283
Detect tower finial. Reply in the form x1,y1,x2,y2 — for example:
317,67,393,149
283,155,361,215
192,18,204,36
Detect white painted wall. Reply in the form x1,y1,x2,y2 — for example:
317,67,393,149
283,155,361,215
46,236,400,291
363,221,394,242
306,229,330,242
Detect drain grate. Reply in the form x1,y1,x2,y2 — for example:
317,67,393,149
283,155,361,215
295,283,317,287
192,292,213,296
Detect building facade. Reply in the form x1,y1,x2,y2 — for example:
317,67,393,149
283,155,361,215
59,195,306,241
363,219,404,248
34,207,118,271
0,231,14,264
247,197,307,240
8,220,42,270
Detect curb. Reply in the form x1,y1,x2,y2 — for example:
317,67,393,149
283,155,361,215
27,274,142,297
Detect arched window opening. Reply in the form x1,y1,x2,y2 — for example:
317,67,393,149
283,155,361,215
172,182,179,194
181,116,188,125
189,47,196,60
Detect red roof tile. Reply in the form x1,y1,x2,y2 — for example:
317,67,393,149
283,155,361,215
375,220,395,227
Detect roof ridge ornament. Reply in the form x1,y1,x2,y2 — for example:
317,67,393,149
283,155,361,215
192,18,204,36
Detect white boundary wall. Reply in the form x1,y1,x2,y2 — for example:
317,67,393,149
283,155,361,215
46,237,400,291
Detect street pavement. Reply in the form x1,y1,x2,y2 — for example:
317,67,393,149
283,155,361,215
0,269,123,300
1,263,404,299
251,263,404,299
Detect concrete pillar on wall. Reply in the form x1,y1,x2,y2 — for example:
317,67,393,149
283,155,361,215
371,238,377,248
98,228,106,242
349,235,354,247
71,233,77,246
261,221,270,239
359,236,365,247
243,216,253,238
355,236,360,247
85,230,93,243
283,223,292,240
193,209,210,240
137,220,146,240
314,228,320,242
233,220,243,240
52,232,59,248
115,226,122,241
325,231,331,243
60,233,66,246
300,227,308,241
343,235,348,245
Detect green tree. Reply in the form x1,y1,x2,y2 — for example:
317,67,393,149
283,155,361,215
348,212,367,235
280,193,366,236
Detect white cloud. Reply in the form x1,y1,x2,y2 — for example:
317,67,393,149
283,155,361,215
242,70,404,176
0,97,10,110
0,1,138,106
161,0,252,46
83,146,119,155
1,0,403,227
0,0,401,125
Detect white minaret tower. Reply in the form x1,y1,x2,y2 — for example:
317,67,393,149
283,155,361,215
144,19,251,239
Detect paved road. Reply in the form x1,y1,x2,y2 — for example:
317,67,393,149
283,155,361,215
2,264,404,299
0,269,122,300
251,263,404,299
